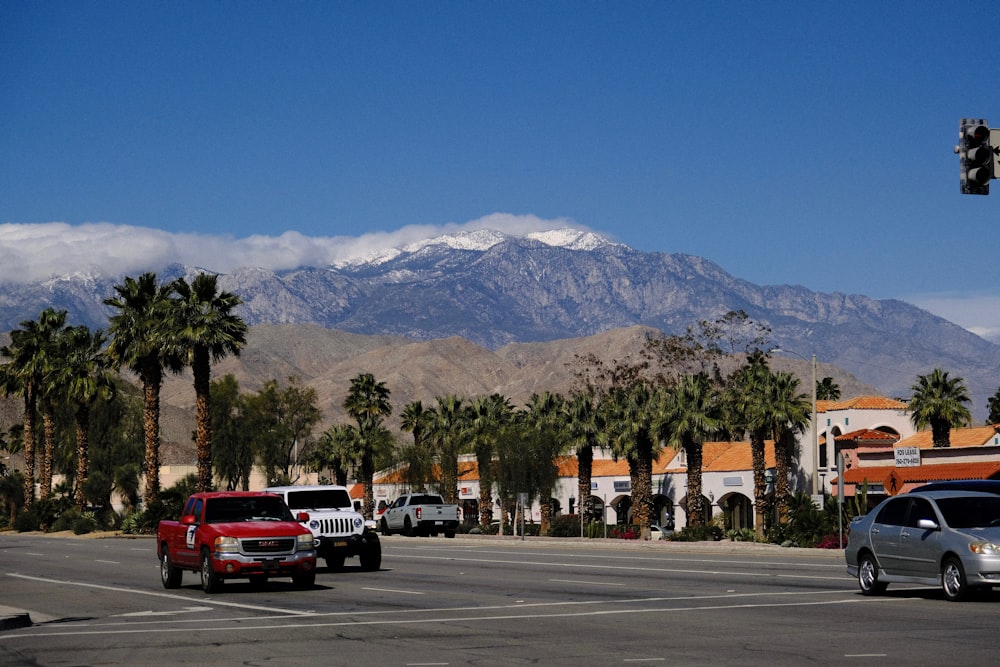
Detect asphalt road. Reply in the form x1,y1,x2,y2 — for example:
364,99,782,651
2,532,999,666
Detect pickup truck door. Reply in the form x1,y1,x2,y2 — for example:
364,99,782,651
384,497,407,529
171,498,204,567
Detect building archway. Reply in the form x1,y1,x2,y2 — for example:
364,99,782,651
651,493,674,529
678,494,713,527
717,492,752,531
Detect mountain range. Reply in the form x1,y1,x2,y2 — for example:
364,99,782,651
2,228,998,434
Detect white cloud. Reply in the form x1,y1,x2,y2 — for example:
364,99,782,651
0,214,583,284
907,293,1000,344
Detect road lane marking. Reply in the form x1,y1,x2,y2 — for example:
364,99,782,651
115,606,213,617
0,596,890,640
550,578,626,587
362,587,425,595
5,573,316,616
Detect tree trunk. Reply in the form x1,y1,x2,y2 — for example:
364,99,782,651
193,347,213,492
141,364,163,506
577,445,593,525
685,438,704,528
22,390,36,510
39,402,55,500
75,409,89,511
751,432,767,539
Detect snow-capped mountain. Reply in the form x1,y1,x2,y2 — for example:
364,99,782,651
1,227,998,418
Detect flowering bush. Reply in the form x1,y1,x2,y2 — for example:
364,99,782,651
609,525,639,540
815,533,845,549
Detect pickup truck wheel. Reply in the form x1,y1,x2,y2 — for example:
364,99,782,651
160,548,182,589
359,541,382,571
404,517,416,537
293,571,316,589
200,549,222,594
380,518,390,536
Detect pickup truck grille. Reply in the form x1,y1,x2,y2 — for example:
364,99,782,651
240,537,296,554
312,517,356,536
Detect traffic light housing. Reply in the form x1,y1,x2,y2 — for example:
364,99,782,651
959,118,992,195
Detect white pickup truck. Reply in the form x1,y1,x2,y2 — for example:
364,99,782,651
379,493,461,538
266,485,381,571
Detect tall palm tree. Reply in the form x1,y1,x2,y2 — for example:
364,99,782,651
660,373,722,529
428,394,468,506
564,391,605,525
344,372,393,517
525,391,568,535
171,273,248,492
57,325,117,510
400,400,434,491
0,316,48,509
764,372,810,523
105,273,183,506
28,308,69,501
469,394,513,528
727,351,773,539
602,381,658,532
909,368,972,448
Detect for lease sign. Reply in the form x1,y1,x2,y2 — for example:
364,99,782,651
894,446,921,467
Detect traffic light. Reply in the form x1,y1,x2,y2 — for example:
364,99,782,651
959,118,992,195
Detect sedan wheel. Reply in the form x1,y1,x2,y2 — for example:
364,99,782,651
858,553,887,595
942,557,970,602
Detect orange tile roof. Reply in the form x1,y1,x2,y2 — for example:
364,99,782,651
841,461,1000,485
835,428,900,443
702,440,776,472
818,396,908,413
894,424,1000,450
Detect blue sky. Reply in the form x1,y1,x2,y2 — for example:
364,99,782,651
3,2,1000,339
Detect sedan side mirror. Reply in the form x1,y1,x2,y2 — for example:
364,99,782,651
917,518,940,531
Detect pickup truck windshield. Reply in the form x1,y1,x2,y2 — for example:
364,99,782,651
204,497,294,524
286,489,352,510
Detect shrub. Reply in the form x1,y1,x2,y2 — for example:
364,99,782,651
672,525,723,541
549,514,584,537
14,509,40,532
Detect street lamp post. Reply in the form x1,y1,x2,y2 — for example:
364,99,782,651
774,348,819,496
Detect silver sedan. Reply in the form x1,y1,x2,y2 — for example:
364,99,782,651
845,490,1000,601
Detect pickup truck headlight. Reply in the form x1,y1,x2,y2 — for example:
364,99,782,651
296,533,314,552
214,536,239,555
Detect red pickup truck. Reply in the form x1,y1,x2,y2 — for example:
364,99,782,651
157,491,317,593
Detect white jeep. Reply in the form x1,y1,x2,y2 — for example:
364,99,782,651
265,485,381,571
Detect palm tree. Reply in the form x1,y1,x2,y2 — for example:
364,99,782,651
602,381,658,533
343,373,393,517
400,400,435,491
428,394,468,506
908,369,972,448
105,273,183,506
469,394,513,528
816,377,841,401
57,325,117,510
28,308,69,501
0,317,48,509
765,372,811,523
525,391,568,535
726,351,772,539
660,373,722,529
171,273,248,492
563,391,604,526
989,386,1000,425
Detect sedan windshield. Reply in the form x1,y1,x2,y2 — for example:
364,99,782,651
935,496,1000,529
